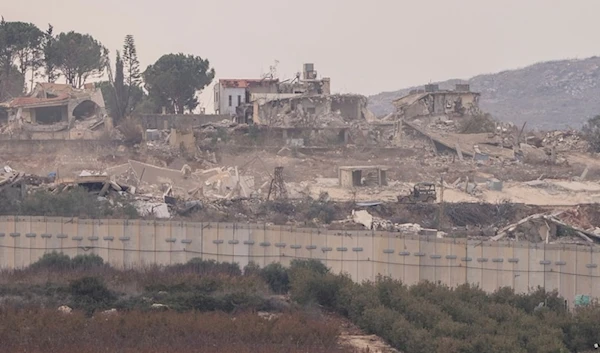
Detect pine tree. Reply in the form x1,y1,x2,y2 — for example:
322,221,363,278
121,35,141,117
114,51,125,121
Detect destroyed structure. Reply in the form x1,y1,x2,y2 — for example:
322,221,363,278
491,207,600,245
0,65,597,243
215,63,372,130
0,83,107,139
392,84,481,121
252,94,369,128
214,78,279,116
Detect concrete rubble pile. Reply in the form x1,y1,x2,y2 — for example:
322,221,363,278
0,166,50,193
104,160,258,216
491,208,600,245
145,129,183,156
270,109,349,129
540,130,589,152
351,209,422,233
195,120,248,145
71,115,105,131
0,165,137,205
201,166,256,199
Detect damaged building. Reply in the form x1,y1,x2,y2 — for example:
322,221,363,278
0,83,112,140
252,94,369,128
247,63,373,129
0,83,106,126
213,78,279,116
218,63,356,125
392,83,481,121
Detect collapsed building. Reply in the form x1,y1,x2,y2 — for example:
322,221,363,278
252,94,368,127
392,83,481,121
215,63,373,128
0,83,107,138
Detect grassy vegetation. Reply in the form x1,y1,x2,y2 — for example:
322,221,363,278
0,309,342,353
3,255,600,352
0,187,139,218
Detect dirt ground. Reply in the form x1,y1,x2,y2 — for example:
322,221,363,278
325,313,399,353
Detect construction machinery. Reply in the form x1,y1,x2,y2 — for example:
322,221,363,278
397,182,437,204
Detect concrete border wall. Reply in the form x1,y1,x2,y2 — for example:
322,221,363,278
1,216,598,304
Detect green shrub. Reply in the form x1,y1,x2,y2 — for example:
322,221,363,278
71,254,104,270
260,263,289,294
336,282,380,320
306,201,336,224
171,258,242,276
69,277,116,315
290,269,351,308
360,306,397,338
289,259,329,276
30,252,72,271
243,262,261,276
118,118,143,146
29,253,106,272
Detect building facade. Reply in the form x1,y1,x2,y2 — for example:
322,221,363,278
213,79,279,115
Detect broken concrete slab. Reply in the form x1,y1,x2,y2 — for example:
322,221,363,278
352,210,373,230
133,201,170,219
491,210,600,244
128,160,200,190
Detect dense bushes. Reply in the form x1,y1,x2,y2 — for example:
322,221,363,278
30,252,105,271
169,257,242,276
7,255,600,352
258,263,290,294
287,266,600,353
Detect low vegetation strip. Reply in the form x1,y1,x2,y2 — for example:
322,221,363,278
287,261,600,353
1,253,600,353
0,309,341,353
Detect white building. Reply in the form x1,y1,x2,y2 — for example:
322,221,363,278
213,79,279,115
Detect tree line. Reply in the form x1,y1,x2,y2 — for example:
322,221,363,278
0,18,215,121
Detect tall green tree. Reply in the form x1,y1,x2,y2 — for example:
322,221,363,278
11,22,44,91
0,19,40,99
143,53,215,114
97,81,154,118
582,115,600,152
46,31,108,88
42,24,59,83
122,36,141,96
0,64,25,102
118,35,142,118
113,51,125,120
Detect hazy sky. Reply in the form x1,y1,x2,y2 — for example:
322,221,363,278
3,0,600,112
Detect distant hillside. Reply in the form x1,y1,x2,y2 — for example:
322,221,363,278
368,57,600,130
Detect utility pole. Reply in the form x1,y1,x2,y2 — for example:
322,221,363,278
438,174,444,232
